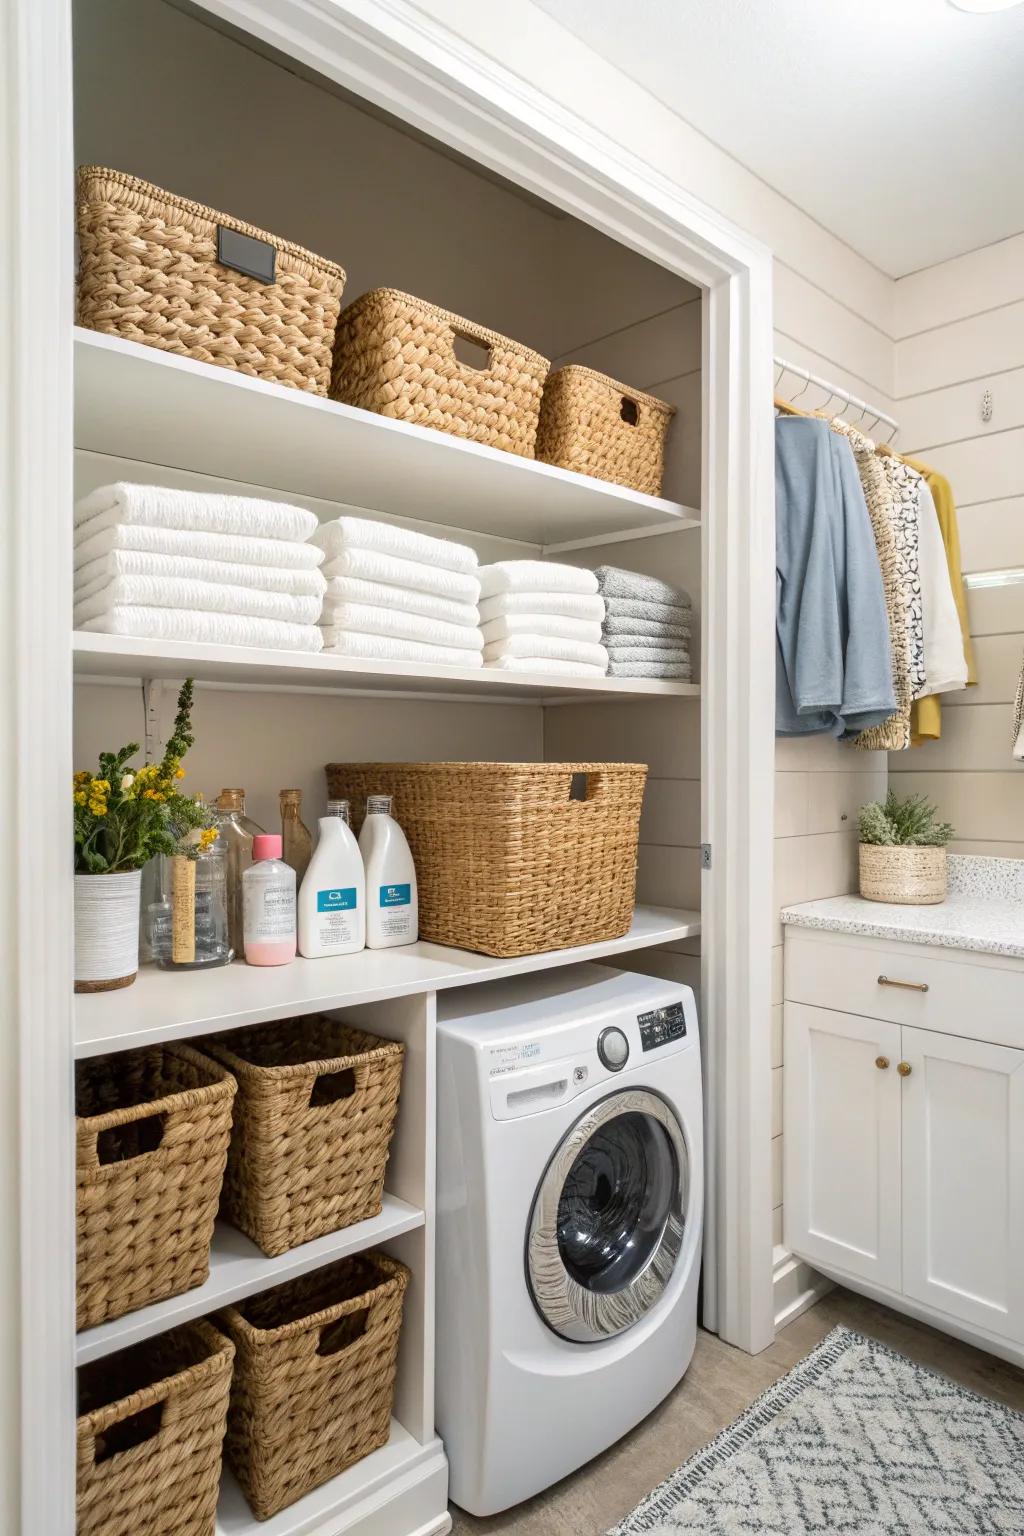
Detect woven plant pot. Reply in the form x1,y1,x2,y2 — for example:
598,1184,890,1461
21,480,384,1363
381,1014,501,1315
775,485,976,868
535,365,676,496
76,166,346,395
74,870,142,993
325,761,647,958
220,1252,409,1519
859,844,947,905
77,1321,234,1536
201,1017,404,1257
330,287,549,457
76,1045,236,1329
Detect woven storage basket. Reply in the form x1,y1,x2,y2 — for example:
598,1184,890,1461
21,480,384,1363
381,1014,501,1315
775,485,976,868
76,1044,236,1329
201,1017,404,1258
76,166,346,395
77,1320,234,1536
325,762,647,957
859,844,947,905
221,1252,409,1519
536,365,676,496
330,287,549,457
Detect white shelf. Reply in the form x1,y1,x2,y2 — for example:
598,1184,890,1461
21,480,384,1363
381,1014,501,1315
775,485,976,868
74,328,700,547
73,631,700,703
75,1195,424,1366
75,905,701,1057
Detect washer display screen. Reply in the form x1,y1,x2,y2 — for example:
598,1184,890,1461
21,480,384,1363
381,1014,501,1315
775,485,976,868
638,1001,687,1052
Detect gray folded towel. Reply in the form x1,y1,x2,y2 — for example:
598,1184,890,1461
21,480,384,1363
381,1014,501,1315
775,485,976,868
605,643,690,663
602,594,690,624
608,659,693,679
603,614,691,639
595,565,692,608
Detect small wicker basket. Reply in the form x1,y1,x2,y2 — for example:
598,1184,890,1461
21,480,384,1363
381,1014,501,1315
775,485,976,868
325,761,647,958
76,1045,236,1329
536,365,676,496
220,1252,410,1519
76,1320,234,1536
331,287,550,457
201,1017,404,1257
859,844,947,905
76,166,346,395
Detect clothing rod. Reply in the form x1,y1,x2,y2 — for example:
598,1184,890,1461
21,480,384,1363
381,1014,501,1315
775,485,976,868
773,354,899,440
962,567,1024,590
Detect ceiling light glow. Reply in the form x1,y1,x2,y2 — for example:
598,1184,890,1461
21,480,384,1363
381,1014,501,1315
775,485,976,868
948,0,1024,12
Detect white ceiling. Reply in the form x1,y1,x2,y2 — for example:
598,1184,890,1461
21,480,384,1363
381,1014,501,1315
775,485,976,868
531,0,1024,277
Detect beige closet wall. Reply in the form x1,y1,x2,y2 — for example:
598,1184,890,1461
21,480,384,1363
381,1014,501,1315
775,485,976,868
889,236,1024,856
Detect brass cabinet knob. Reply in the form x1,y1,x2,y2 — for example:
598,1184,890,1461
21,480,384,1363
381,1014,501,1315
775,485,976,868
897,1061,912,1077
875,1056,890,1070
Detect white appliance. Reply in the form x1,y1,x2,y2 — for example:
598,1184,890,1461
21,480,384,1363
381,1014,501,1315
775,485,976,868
435,963,704,1516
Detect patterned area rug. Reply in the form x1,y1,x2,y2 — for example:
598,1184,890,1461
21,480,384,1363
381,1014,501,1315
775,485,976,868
609,1326,1024,1534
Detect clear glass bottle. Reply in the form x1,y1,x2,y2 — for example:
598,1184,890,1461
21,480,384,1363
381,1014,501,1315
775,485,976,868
215,788,264,958
158,837,233,969
280,788,313,886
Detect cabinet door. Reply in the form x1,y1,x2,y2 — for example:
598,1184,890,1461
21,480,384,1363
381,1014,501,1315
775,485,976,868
784,1003,902,1289
901,1027,1024,1344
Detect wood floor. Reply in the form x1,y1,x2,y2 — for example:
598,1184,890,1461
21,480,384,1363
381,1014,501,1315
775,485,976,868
447,1286,1024,1535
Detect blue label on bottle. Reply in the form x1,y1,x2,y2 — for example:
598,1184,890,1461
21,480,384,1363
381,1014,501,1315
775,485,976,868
317,888,357,912
380,883,411,907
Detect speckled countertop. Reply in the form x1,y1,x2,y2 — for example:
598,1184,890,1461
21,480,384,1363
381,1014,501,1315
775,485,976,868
782,855,1024,961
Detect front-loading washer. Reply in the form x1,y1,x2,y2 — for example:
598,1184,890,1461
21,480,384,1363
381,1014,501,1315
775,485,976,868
435,963,703,1516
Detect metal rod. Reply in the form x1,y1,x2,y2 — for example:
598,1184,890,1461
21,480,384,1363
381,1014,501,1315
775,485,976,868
774,354,899,441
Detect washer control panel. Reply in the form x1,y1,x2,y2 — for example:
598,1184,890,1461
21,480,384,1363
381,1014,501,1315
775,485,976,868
637,1001,688,1052
596,1026,630,1072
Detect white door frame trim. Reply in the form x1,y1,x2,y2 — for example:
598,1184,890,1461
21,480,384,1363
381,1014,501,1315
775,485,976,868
6,0,775,1522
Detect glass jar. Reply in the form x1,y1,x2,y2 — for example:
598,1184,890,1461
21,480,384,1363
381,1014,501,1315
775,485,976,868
158,840,233,970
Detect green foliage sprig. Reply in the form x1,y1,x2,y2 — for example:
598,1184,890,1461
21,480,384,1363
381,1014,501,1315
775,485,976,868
857,789,954,848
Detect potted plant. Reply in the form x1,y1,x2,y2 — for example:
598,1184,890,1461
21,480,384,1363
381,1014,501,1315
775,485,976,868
73,679,217,991
857,790,954,906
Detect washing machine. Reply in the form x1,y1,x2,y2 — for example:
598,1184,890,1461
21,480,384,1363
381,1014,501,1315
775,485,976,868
435,962,703,1516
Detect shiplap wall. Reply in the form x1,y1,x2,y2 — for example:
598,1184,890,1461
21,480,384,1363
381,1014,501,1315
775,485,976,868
890,237,1024,857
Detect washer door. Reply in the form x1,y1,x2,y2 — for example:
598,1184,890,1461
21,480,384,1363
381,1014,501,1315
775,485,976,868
527,1088,688,1343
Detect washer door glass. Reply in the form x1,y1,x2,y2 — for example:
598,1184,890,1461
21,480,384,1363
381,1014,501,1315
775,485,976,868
527,1089,688,1343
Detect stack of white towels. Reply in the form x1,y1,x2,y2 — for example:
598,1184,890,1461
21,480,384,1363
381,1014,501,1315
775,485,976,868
478,561,608,677
74,484,327,652
314,516,484,669
595,565,693,679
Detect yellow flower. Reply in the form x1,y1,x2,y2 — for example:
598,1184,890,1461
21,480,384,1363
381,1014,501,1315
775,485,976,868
175,768,185,780
74,790,87,806
199,827,218,851
74,771,90,786
94,779,110,793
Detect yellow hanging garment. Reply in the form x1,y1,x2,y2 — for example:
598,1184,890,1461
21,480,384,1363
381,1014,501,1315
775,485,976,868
903,458,976,743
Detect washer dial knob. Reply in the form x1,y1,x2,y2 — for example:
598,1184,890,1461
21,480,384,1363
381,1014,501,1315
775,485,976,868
597,1026,630,1072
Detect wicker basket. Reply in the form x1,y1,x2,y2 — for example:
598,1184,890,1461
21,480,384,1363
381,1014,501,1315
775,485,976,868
76,1045,237,1329
859,844,947,905
325,762,647,957
330,287,549,457
220,1252,409,1519
201,1017,404,1258
536,365,676,496
76,167,346,395
77,1320,234,1536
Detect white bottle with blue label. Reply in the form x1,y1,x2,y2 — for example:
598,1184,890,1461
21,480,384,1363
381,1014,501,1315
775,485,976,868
359,795,419,949
297,812,366,957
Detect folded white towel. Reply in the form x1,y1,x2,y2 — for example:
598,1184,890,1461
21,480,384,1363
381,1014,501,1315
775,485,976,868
312,515,477,573
320,630,483,669
319,601,484,651
75,576,322,628
483,634,608,668
76,483,318,543
72,522,325,574
78,607,324,652
321,548,481,605
486,655,607,678
481,613,602,645
74,549,328,604
478,590,605,624
477,561,599,599
322,575,478,629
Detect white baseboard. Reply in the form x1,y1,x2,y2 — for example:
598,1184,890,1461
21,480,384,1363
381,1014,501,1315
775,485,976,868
773,1246,833,1331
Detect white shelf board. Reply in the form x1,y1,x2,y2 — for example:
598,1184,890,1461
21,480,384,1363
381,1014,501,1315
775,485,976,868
73,632,700,703
75,1195,424,1366
74,328,699,547
75,905,701,1057
216,1423,444,1536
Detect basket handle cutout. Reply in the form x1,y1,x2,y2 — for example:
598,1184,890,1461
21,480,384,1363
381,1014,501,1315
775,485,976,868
568,772,590,802
93,1401,164,1464
308,1067,357,1108
620,396,640,426
317,1307,368,1357
452,330,494,373
96,1112,165,1165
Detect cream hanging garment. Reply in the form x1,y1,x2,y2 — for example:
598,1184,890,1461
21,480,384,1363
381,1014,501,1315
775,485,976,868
1013,649,1024,762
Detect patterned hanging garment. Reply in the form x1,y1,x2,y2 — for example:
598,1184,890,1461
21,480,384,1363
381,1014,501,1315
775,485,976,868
856,453,925,751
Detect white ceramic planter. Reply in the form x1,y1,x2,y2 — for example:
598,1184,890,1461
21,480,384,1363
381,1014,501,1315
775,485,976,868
74,870,142,992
